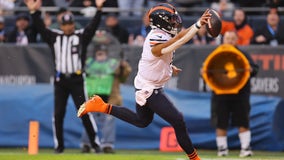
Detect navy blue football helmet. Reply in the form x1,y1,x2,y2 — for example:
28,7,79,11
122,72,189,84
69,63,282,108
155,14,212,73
148,3,182,36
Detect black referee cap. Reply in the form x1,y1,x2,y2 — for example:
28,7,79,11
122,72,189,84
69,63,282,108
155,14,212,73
61,13,74,25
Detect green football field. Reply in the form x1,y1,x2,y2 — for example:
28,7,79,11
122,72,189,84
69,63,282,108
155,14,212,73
0,148,284,160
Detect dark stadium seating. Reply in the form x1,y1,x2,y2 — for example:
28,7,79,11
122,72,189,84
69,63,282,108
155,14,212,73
2,14,284,35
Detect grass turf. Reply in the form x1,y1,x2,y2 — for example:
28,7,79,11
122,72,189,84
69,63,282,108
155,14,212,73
0,148,283,160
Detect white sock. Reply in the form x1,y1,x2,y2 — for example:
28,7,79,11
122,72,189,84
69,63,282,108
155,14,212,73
216,136,228,149
239,130,251,149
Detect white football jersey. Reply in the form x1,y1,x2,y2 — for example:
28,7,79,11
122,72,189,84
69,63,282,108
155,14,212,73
134,28,173,90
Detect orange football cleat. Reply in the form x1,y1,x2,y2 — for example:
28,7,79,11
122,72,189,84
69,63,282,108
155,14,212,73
77,95,111,117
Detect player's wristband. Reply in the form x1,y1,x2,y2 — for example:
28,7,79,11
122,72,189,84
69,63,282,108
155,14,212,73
195,21,201,29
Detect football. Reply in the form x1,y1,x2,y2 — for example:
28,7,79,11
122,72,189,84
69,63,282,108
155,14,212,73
206,9,222,38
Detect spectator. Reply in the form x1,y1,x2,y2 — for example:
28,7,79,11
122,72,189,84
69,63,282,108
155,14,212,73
69,0,119,16
104,14,129,44
16,0,55,15
210,31,258,157
18,0,55,7
211,0,235,18
24,0,106,153
118,0,144,16
0,16,6,43
220,8,254,46
81,44,131,154
0,0,15,16
70,0,117,7
5,13,37,45
69,0,94,16
251,12,284,46
49,7,82,29
192,25,216,45
75,0,119,17
57,0,117,9
80,0,97,17
70,0,118,15
266,0,284,15
128,11,151,46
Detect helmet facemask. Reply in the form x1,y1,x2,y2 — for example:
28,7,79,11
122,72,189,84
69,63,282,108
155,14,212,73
169,12,182,36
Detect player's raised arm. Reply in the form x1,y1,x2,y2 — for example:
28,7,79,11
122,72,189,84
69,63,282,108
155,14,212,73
152,9,211,57
82,0,106,44
24,0,42,12
95,0,105,10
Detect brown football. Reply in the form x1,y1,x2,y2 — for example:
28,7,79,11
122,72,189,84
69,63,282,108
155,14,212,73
206,9,222,38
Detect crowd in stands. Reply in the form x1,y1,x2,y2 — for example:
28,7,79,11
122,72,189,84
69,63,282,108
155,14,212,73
1,0,284,16
0,0,284,46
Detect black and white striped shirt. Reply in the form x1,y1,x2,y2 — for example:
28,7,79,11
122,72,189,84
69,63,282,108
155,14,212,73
31,10,102,74
53,30,82,74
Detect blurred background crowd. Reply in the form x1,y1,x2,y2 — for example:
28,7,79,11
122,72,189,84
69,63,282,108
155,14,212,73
0,0,283,47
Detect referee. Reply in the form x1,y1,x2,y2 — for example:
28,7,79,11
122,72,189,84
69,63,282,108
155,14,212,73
25,0,105,153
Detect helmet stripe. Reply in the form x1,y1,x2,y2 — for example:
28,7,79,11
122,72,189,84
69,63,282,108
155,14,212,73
148,6,175,17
